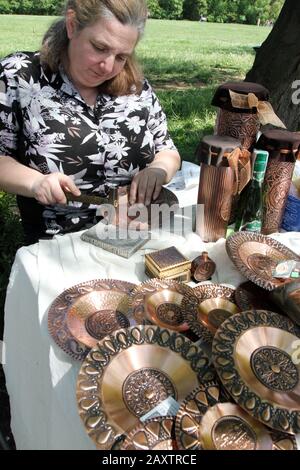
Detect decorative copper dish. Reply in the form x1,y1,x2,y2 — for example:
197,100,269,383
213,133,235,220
76,325,213,450
235,281,282,312
199,403,273,450
185,284,238,343
270,431,298,451
129,279,198,332
226,232,300,291
48,279,136,360
212,310,300,434
120,416,176,450
175,381,222,450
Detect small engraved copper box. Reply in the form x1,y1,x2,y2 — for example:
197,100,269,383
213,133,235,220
145,246,191,283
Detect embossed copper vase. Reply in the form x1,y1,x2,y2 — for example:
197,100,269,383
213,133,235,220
212,81,269,151
191,252,216,282
256,129,300,235
195,135,241,242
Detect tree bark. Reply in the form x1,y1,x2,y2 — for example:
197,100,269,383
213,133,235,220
246,0,300,131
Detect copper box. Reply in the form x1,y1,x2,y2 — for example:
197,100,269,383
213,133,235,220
145,246,191,282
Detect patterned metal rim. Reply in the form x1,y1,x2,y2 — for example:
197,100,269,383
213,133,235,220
226,232,300,291
120,416,176,450
185,284,237,344
270,431,298,451
212,309,300,434
175,381,222,450
76,325,214,450
129,279,198,331
48,279,136,361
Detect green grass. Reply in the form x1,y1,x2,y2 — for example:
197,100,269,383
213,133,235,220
0,15,271,160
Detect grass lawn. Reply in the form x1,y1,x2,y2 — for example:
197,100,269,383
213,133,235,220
0,15,271,161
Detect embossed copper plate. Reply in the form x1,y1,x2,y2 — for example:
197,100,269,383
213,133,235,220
76,325,214,450
212,310,300,434
120,416,176,450
48,279,136,360
199,403,273,450
226,232,300,291
129,279,198,332
175,381,222,450
270,431,298,451
185,284,238,343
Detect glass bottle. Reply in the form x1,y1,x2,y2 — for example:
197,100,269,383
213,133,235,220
235,150,269,232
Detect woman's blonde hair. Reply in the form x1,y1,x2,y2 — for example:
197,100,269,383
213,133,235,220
40,0,148,95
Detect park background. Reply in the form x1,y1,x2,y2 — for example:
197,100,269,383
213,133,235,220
0,0,286,449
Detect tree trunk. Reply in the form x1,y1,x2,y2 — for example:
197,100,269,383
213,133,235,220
246,0,300,131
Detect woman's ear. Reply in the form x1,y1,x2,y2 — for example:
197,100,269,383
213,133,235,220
65,9,77,40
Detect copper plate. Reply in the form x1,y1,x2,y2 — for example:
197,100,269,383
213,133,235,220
212,310,300,434
76,325,214,450
199,402,273,450
120,416,176,450
226,232,300,291
185,284,238,343
270,431,298,451
129,279,198,332
175,381,222,450
48,279,136,360
235,281,282,312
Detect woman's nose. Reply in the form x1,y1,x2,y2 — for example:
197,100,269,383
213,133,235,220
99,55,115,74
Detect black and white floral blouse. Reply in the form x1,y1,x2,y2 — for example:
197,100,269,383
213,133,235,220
0,51,177,243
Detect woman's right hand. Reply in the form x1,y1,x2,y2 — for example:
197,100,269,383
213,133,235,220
31,172,81,205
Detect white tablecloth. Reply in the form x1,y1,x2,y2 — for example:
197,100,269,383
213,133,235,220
4,229,300,449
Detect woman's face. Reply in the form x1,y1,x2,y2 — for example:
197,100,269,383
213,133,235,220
66,11,139,90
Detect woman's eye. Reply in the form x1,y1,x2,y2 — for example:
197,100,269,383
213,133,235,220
117,56,127,62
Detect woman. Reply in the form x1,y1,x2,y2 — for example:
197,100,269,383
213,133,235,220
0,0,180,244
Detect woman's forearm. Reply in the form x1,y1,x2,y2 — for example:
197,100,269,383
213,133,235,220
148,150,181,183
0,155,44,197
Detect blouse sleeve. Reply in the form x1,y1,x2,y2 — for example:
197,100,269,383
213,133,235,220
144,80,178,154
0,58,21,158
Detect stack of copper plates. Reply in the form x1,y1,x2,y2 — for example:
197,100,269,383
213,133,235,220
76,325,214,450
185,284,239,344
48,279,137,360
129,279,198,333
226,232,300,291
212,310,300,436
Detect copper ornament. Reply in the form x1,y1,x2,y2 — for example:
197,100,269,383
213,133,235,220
270,431,298,450
262,160,295,235
120,416,177,450
129,279,198,332
185,284,238,344
226,232,300,291
76,325,213,450
199,403,273,450
212,310,300,434
175,381,222,450
48,279,136,360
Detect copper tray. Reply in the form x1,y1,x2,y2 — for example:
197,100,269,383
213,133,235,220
185,284,239,343
199,402,273,450
175,381,222,450
48,279,136,360
226,232,300,291
120,416,176,450
129,279,198,332
212,310,300,434
76,325,214,450
235,281,282,312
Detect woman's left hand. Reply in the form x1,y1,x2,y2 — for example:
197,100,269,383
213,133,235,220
129,167,167,206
